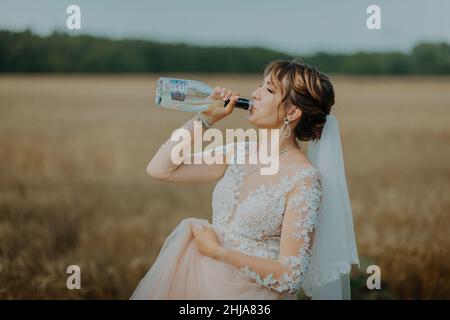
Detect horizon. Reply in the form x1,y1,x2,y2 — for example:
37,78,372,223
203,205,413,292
3,27,448,57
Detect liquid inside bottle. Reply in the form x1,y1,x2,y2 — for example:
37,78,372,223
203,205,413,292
154,77,253,112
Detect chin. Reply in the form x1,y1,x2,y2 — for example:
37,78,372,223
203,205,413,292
247,115,261,127
246,112,255,124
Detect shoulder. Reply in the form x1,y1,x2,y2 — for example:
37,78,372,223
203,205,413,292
287,165,323,210
290,162,322,193
284,150,321,183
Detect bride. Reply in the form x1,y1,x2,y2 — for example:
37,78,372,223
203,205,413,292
130,60,359,300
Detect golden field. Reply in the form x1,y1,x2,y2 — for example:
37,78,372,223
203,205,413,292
0,74,449,299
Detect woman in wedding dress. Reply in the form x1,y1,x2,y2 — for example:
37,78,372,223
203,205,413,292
131,60,359,300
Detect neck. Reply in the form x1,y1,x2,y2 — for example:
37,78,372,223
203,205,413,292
257,127,300,155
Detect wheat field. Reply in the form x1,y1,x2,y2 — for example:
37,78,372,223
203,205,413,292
0,74,449,299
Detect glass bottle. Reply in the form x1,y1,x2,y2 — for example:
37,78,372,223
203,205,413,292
154,77,253,112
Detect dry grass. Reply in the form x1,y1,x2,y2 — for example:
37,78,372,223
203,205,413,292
0,74,449,299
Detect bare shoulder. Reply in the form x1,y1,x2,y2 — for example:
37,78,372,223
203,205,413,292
283,149,321,181
285,148,316,169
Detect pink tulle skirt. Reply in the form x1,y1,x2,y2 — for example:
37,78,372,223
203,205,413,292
130,217,293,300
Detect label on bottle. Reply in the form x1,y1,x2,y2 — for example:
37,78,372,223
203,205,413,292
169,79,187,102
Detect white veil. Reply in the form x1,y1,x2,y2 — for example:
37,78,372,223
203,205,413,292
303,113,360,300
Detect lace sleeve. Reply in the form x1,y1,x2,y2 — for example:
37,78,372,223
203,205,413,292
235,170,323,295
278,170,322,294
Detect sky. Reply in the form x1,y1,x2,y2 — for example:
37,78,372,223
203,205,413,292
1,0,449,55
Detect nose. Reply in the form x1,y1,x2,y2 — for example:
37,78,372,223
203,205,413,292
251,88,260,100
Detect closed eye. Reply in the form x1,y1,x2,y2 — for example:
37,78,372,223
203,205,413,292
260,82,274,94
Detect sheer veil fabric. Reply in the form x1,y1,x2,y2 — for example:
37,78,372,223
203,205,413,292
304,113,359,299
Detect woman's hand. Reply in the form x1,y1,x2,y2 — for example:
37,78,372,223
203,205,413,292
191,223,226,259
200,87,240,126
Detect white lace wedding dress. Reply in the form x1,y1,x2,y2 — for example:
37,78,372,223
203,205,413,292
131,141,322,300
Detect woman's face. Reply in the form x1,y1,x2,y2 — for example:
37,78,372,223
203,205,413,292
247,74,285,129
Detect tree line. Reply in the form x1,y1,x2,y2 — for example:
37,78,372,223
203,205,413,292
1,29,449,74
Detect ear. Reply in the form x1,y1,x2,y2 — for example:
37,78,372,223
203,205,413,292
286,105,302,122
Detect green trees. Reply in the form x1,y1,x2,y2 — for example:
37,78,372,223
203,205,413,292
412,42,450,75
0,30,449,74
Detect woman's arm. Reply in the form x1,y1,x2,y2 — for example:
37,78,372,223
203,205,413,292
146,87,239,182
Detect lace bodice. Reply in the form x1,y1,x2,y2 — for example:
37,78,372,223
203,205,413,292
211,141,323,297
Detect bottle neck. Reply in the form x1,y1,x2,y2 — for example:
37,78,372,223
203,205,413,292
224,98,253,110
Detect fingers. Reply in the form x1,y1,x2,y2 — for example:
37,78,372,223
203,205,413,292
210,87,221,100
213,87,230,100
191,224,205,233
224,89,233,101
224,94,239,114
213,87,222,99
212,86,239,116
213,87,239,102
192,226,201,240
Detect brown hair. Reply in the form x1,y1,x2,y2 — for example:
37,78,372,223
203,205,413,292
263,59,335,142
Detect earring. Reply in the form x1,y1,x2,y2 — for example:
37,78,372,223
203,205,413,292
282,117,292,138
